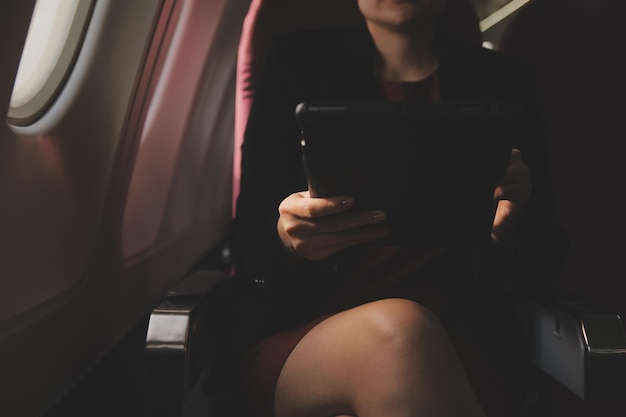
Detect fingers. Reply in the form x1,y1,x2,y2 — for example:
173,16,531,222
510,148,522,162
277,191,391,261
279,203,389,255
279,192,388,233
291,224,391,261
491,149,532,241
497,149,527,182
493,180,532,201
290,209,388,234
279,192,356,219
493,148,531,200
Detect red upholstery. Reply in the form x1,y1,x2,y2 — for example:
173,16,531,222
232,0,482,213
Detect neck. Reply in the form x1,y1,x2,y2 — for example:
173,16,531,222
367,23,438,82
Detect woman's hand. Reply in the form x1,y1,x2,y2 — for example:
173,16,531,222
491,148,532,244
277,191,390,261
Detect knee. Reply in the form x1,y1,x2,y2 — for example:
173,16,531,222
358,298,447,353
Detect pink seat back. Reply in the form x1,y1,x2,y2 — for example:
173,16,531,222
233,0,482,213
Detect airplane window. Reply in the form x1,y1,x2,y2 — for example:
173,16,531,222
478,0,530,32
7,0,93,126
476,0,531,50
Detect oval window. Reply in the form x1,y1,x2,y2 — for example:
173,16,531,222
7,0,94,126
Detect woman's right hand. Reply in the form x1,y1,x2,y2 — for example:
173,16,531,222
277,191,390,262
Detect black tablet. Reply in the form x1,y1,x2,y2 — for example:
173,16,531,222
295,101,522,247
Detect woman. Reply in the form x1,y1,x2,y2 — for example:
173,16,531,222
223,0,568,416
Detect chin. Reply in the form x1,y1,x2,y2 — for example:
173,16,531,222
360,0,445,31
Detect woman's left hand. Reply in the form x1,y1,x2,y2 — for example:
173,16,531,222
491,148,532,244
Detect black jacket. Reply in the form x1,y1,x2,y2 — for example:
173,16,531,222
225,25,568,359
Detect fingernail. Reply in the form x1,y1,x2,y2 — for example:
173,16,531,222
340,198,354,207
372,211,387,222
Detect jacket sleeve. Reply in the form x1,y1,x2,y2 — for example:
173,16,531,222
472,55,569,296
229,33,339,301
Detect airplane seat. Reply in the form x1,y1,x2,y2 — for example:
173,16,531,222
500,0,626,415
192,1,626,416
217,0,580,416
199,0,485,414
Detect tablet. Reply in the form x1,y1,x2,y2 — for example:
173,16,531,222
295,101,522,247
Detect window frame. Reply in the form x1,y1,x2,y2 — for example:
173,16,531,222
7,0,95,126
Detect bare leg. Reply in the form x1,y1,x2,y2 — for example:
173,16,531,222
274,298,486,417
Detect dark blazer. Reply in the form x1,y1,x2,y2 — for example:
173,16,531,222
225,25,568,359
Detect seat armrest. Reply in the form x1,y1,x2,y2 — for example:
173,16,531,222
144,268,230,403
516,292,626,403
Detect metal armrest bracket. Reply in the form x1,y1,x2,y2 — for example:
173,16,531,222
144,269,229,402
518,295,626,403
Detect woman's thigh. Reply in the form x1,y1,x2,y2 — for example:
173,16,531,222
274,298,485,417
